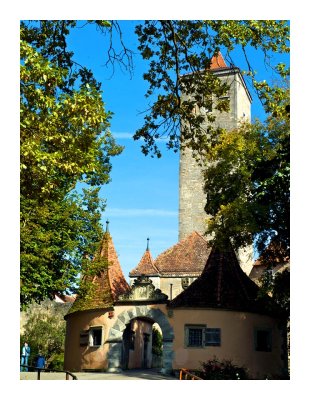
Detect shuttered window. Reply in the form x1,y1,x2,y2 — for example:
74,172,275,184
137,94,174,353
80,330,89,346
89,327,103,347
205,328,221,346
254,328,272,352
185,325,221,348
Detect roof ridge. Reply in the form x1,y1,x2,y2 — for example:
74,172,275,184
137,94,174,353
169,242,263,312
154,231,208,261
142,249,160,272
130,248,160,276
193,230,208,243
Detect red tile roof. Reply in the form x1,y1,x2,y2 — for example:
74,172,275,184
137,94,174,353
67,232,130,314
210,52,228,70
154,232,211,276
252,241,289,267
99,233,130,299
129,249,159,277
169,241,271,313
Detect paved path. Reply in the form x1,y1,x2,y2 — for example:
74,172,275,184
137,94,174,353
20,369,178,380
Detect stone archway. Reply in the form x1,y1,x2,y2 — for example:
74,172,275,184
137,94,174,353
106,305,174,374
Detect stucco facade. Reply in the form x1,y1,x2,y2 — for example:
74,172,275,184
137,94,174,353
64,303,174,373
170,308,283,378
64,303,285,379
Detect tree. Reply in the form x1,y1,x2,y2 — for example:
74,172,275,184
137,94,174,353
20,21,123,308
203,99,289,261
20,300,69,368
21,20,290,307
134,20,289,158
152,327,163,356
133,20,289,262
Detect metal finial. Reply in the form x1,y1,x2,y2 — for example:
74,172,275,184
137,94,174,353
146,237,150,251
106,219,110,233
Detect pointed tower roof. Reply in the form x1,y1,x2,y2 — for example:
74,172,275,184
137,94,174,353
154,231,211,276
210,52,229,70
129,238,160,277
67,226,130,315
169,241,270,313
98,230,131,298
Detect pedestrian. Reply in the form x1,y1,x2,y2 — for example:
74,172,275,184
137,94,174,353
21,342,31,371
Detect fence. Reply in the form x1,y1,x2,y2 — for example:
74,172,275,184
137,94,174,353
179,368,203,380
20,365,77,380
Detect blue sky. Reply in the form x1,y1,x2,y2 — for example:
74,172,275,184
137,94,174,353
66,20,290,280
67,21,180,279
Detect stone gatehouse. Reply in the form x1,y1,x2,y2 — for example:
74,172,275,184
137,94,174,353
64,230,286,379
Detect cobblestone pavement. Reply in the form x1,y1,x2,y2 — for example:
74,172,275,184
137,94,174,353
20,369,178,380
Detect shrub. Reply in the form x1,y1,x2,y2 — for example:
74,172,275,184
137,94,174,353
20,300,67,367
48,353,65,370
200,357,249,380
152,327,163,356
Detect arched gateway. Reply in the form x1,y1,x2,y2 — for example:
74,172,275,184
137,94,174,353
106,306,174,373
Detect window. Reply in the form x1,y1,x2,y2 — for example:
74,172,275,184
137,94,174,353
205,328,221,346
254,328,272,352
188,327,204,347
185,325,221,348
89,326,103,347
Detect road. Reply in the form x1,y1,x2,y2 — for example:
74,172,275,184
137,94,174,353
20,368,178,380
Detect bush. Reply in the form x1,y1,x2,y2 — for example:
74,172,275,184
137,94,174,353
48,353,64,371
152,327,163,356
200,357,249,380
20,300,67,368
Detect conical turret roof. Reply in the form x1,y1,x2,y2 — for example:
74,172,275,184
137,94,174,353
67,231,130,315
130,249,159,277
169,241,270,313
210,52,229,70
98,232,131,299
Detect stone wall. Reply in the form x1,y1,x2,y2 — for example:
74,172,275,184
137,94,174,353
179,68,253,273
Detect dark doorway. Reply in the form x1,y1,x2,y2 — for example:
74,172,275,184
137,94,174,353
143,333,150,369
121,323,134,369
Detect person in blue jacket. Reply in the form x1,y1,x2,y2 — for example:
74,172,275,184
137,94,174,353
21,342,30,371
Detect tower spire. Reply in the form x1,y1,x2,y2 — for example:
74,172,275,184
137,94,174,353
146,237,150,251
106,219,110,233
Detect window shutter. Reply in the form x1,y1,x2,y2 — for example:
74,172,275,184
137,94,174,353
80,330,89,346
205,328,221,346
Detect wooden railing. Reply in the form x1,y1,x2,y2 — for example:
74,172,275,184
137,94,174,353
20,365,77,380
179,368,203,380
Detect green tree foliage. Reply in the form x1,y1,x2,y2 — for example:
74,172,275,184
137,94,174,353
20,20,290,307
20,21,123,308
203,95,289,260
152,327,163,356
20,300,69,368
134,20,289,263
258,268,290,320
134,20,289,157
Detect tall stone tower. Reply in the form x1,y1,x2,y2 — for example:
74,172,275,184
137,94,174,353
179,53,253,274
